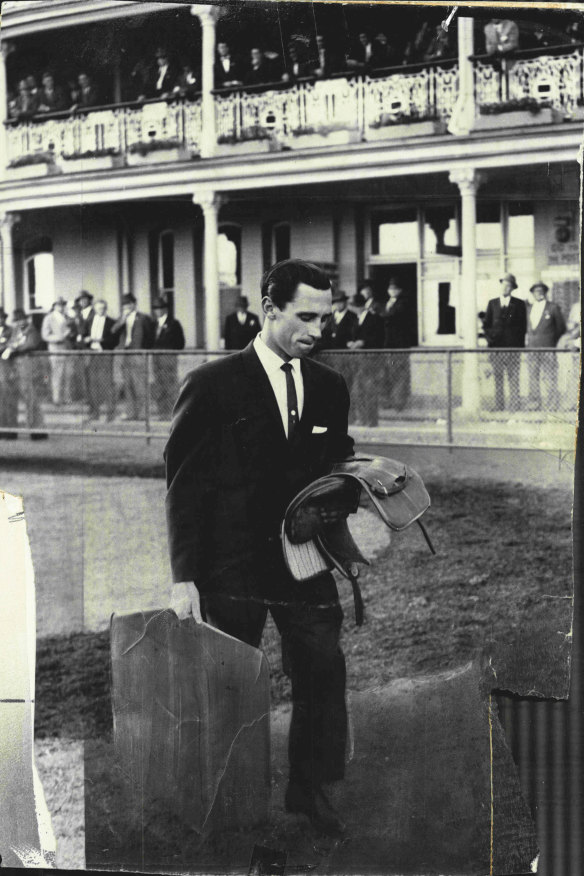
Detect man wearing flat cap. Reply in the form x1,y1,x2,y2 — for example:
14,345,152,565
112,293,154,419
223,295,260,351
526,281,566,410
483,273,527,411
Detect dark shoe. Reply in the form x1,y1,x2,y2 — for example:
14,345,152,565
30,433,49,441
285,783,347,837
0,432,17,440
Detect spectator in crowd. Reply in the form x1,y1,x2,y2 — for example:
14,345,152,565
151,296,185,419
37,72,68,113
383,277,417,411
311,34,344,78
565,17,584,44
75,72,100,108
130,58,151,101
526,281,566,410
10,79,38,120
146,47,180,99
25,75,40,103
214,41,244,88
0,308,18,439
558,300,580,351
281,41,312,83
173,64,198,98
484,19,520,55
41,296,73,405
483,273,527,411
224,295,261,350
346,31,374,70
77,290,94,327
371,32,398,70
347,284,384,426
423,24,455,61
111,293,154,420
83,299,118,421
1,309,47,439
320,290,357,350
245,47,277,86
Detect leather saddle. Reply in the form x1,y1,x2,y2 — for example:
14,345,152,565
281,456,435,625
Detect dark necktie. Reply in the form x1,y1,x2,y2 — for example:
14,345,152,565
281,362,299,441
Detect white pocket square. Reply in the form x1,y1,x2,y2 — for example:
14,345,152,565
312,425,328,434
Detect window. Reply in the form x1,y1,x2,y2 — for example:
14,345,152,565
423,204,458,255
218,224,241,287
507,202,535,251
476,202,502,251
273,223,291,263
24,237,54,311
158,230,174,293
371,209,419,257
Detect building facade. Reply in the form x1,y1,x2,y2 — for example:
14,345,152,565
0,0,581,368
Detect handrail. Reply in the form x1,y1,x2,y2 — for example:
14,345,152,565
471,42,584,63
4,92,203,127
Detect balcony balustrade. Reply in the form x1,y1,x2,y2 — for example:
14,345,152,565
3,47,584,175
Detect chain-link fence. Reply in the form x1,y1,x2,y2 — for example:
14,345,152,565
0,348,579,451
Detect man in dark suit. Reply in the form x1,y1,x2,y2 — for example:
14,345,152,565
223,296,261,350
214,41,244,88
165,260,354,837
112,293,154,420
347,283,384,426
320,290,357,350
144,48,180,99
383,277,417,411
83,299,118,420
483,273,527,411
152,296,185,418
526,281,566,411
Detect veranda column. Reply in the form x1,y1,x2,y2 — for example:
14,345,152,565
191,4,218,158
448,16,476,135
0,212,19,314
193,190,223,350
449,168,483,412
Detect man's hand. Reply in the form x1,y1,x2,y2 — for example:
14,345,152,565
169,581,203,622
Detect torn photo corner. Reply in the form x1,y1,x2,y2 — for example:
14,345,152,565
0,491,56,869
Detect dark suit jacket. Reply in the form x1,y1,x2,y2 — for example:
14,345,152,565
354,310,384,349
145,63,180,98
164,343,354,596
85,314,118,351
483,297,527,348
223,311,261,350
153,317,185,350
321,310,357,350
214,56,245,87
526,301,566,348
384,295,417,348
112,311,154,349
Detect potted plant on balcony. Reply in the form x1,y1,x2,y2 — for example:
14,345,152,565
7,150,62,180
216,125,279,156
288,122,361,149
366,112,446,141
61,147,125,173
126,138,195,166
474,97,555,131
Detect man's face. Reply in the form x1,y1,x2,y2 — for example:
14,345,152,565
79,296,90,308
15,318,27,331
55,301,66,313
95,302,107,317
218,42,229,58
154,307,167,318
156,53,168,68
387,282,401,299
333,297,347,313
361,285,373,301
123,303,136,316
376,33,388,45
251,48,262,65
532,285,546,302
317,36,325,50
359,33,369,46
265,283,332,360
43,75,54,89
501,280,513,297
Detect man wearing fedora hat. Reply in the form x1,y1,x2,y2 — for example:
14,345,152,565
526,281,566,411
223,295,261,351
483,273,527,411
41,296,74,405
112,293,154,420
2,309,47,438
152,296,185,418
320,290,357,351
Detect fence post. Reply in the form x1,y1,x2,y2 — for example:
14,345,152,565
144,351,151,446
446,349,453,450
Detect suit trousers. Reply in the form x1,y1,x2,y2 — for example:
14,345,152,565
121,354,147,419
152,356,179,418
86,354,116,418
48,349,71,404
352,355,379,426
202,582,347,791
490,350,521,411
527,351,559,410
0,361,18,429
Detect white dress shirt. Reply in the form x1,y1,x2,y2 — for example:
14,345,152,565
254,333,304,437
89,314,106,350
156,64,169,92
530,299,546,330
500,296,511,310
237,311,247,325
358,298,373,325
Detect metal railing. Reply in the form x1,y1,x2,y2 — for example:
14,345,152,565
0,348,578,452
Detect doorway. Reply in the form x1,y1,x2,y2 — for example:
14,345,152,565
370,262,418,346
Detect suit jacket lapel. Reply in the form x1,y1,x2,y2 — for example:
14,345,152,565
240,343,287,442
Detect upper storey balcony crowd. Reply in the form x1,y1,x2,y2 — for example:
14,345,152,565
3,5,584,170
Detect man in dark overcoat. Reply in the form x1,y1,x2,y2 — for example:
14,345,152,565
165,260,354,837
483,273,527,411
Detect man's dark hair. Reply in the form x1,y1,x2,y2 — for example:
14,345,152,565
261,259,331,309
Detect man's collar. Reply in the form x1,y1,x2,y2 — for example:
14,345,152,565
254,333,300,375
